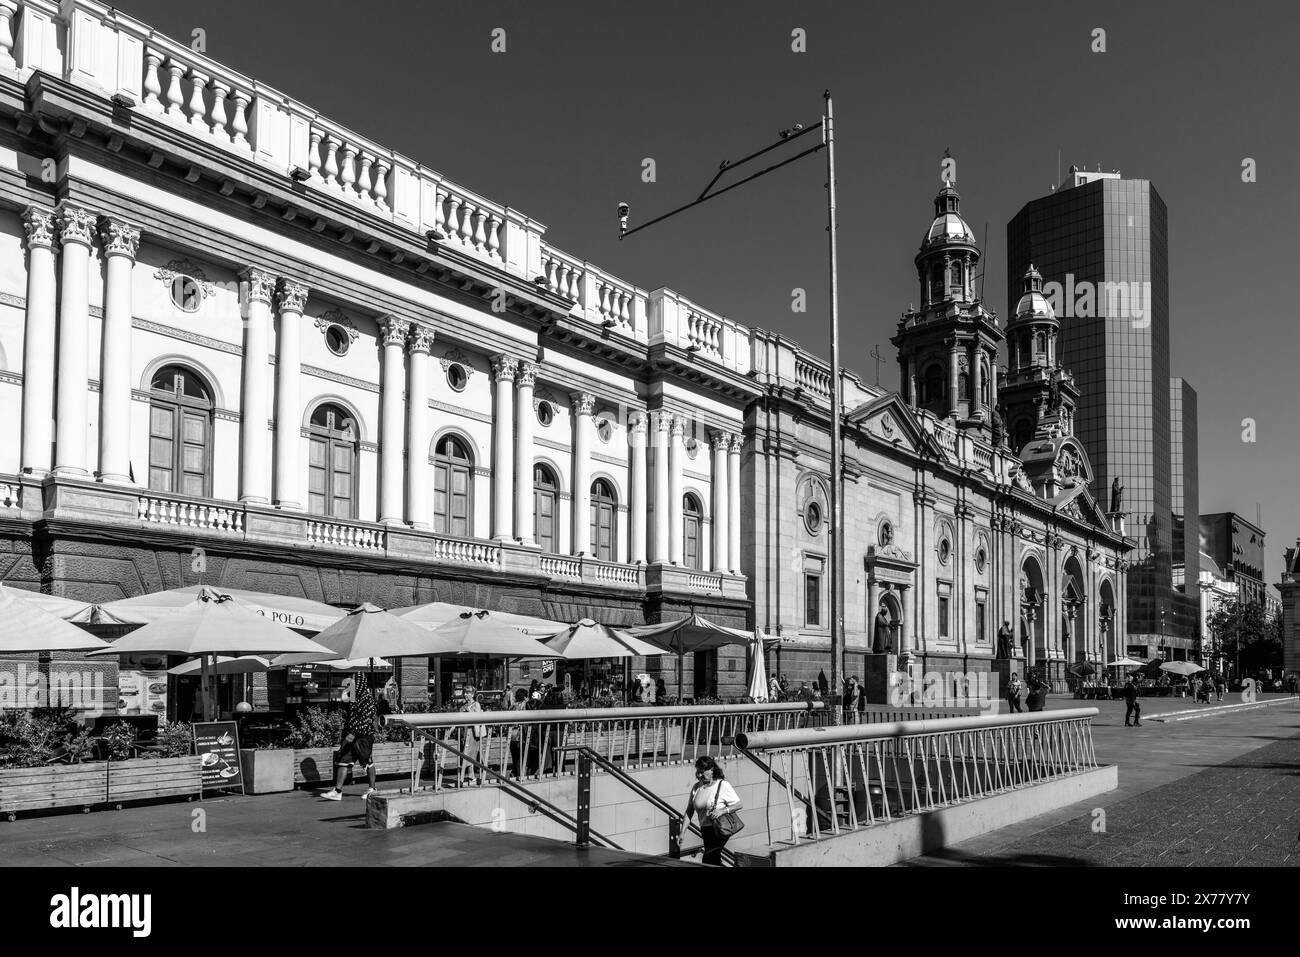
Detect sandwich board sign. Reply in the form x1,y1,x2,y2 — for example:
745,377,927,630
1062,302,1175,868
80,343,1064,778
193,721,244,794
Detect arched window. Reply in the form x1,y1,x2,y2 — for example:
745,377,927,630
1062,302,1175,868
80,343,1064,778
958,371,970,401
433,435,474,536
533,464,558,553
1035,330,1046,355
929,267,943,303
307,404,358,519
922,364,946,410
683,493,703,570
148,365,213,496
980,361,992,407
950,260,963,290
589,479,617,562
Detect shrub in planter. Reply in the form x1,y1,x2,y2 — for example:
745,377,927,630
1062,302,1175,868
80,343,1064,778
0,708,95,768
285,707,344,749
155,721,194,757
99,722,138,761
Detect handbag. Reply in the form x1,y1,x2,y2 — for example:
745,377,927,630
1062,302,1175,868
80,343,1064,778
710,780,745,837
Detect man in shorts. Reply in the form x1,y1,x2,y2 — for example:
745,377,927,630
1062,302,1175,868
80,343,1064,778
321,672,379,801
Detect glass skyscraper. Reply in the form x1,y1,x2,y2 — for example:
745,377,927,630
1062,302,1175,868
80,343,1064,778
1170,378,1199,635
1007,170,1197,647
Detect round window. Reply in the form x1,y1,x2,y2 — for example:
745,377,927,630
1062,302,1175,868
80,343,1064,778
324,325,350,357
171,276,202,313
976,548,987,574
805,501,823,535
536,401,554,427
446,364,468,392
597,419,613,443
685,438,699,459
939,539,951,564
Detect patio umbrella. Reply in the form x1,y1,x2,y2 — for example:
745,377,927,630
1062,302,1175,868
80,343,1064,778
1159,660,1206,677
269,603,461,670
746,630,768,701
0,584,96,623
390,601,566,638
96,584,346,632
428,610,565,659
625,614,755,698
87,587,333,719
542,619,664,659
168,655,270,676
1067,662,1096,677
1106,657,1145,668
0,587,110,653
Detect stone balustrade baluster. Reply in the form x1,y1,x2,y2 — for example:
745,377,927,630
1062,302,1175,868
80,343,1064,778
471,207,487,250
545,258,558,292
208,79,229,139
433,187,447,236
458,201,475,245
322,134,340,187
373,158,391,210
187,69,208,129
339,143,357,194
143,50,163,112
308,128,322,179
230,91,250,147
163,59,185,118
487,214,501,257
445,195,462,244
0,2,15,70
357,151,374,202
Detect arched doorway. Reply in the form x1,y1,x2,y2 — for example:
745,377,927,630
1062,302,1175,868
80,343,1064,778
1020,555,1046,665
1099,578,1117,662
1062,555,1087,663
875,590,903,654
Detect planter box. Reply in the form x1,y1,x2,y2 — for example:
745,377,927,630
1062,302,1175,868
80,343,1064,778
0,762,109,818
106,757,201,805
240,749,295,794
292,748,334,786
293,743,426,787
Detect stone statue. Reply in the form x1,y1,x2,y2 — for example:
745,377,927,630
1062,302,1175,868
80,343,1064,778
1110,476,1123,513
879,523,893,547
873,606,892,654
996,620,1014,659
991,408,1006,448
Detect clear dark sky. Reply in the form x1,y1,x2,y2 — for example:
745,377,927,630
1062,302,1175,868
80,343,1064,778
118,0,1300,575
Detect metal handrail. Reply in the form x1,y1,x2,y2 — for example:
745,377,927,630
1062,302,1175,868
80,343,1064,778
734,707,1101,749
386,701,824,728
419,734,622,849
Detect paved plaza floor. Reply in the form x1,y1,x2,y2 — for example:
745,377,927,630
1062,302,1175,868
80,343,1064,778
1,695,1295,867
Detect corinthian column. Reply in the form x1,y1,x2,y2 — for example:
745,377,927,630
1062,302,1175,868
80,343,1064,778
96,217,141,485
53,204,96,476
629,413,648,563
709,430,729,572
515,362,538,545
570,391,595,554
668,415,684,565
273,279,308,509
20,207,57,475
378,315,410,524
490,355,517,539
238,268,275,503
728,433,742,574
652,412,670,563
405,325,434,527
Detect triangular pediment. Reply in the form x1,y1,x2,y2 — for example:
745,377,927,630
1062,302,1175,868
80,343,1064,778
846,393,944,457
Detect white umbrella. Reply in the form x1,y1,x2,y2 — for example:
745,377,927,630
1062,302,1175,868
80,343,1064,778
269,602,460,668
391,601,565,638
428,611,565,659
87,587,333,719
1106,657,1145,668
96,584,346,632
0,588,110,653
626,614,755,697
0,584,96,623
168,655,270,676
746,629,768,701
542,619,664,659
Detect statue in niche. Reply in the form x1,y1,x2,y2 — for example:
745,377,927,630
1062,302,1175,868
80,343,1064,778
1110,476,1124,513
873,604,893,654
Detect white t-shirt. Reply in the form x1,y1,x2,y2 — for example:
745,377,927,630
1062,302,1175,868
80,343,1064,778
689,779,741,821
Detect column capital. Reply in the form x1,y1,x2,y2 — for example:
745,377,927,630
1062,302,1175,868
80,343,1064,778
378,314,411,346
570,391,596,416
728,432,744,453
655,410,672,433
21,205,56,250
708,429,730,450
516,361,539,388
408,325,436,355
276,278,309,314
669,415,684,438
491,354,519,381
96,217,142,260
55,203,96,247
239,267,277,304
628,412,648,435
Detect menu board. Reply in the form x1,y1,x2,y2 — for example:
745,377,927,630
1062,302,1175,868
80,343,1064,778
117,654,169,718
193,721,243,793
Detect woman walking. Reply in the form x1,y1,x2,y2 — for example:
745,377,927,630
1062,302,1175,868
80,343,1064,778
683,756,743,866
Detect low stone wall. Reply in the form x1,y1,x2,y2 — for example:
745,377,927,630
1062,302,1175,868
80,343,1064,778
368,754,795,858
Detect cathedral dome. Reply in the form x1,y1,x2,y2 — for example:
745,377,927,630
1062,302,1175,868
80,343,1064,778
1011,265,1056,324
925,212,976,245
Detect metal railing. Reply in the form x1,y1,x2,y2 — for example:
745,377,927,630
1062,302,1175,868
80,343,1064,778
386,702,826,792
730,708,1101,845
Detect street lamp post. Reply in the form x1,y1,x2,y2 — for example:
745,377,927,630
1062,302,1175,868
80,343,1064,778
618,92,846,723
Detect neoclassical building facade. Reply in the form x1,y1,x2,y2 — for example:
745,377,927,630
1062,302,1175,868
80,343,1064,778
0,1,1129,707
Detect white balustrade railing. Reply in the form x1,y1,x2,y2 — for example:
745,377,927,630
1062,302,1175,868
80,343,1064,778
138,495,244,532
795,357,831,397
935,427,958,456
687,572,723,593
426,180,505,263
685,310,722,358
306,119,393,212
971,442,994,472
539,246,584,301
306,519,385,552
582,263,635,333
142,39,256,154
428,534,500,568
0,483,20,511
541,555,582,580
587,560,641,587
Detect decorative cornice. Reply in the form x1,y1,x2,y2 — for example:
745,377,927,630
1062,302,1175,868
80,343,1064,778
429,398,492,423
517,361,539,388
0,370,22,386
570,391,596,416
21,206,55,250
55,203,96,247
239,267,277,305
214,409,241,422
491,355,519,381
536,437,571,455
360,441,380,453
0,291,25,309
155,259,217,297
378,315,411,346
301,363,380,393
97,217,141,260
131,318,242,356
408,325,436,355
277,279,309,314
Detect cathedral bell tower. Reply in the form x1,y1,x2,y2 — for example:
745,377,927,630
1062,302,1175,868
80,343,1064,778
892,172,1003,437
998,264,1080,452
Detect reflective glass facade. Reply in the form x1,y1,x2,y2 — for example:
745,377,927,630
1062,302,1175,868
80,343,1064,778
1008,178,1195,641
1170,378,1200,637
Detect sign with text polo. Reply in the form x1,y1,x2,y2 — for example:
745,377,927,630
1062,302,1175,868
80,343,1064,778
193,721,244,793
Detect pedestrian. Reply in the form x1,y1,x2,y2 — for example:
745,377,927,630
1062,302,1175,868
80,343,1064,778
779,674,790,698
1215,674,1225,701
321,671,379,801
1006,672,1023,713
458,686,485,786
507,687,529,778
655,677,667,703
1026,672,1047,713
1123,673,1142,727
683,756,743,866
768,672,781,702
843,676,861,722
